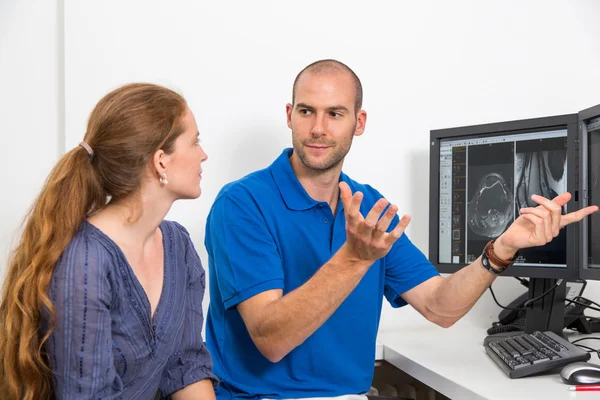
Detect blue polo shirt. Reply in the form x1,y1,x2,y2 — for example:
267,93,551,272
205,148,439,399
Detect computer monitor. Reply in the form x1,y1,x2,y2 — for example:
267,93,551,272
429,114,581,334
579,104,600,281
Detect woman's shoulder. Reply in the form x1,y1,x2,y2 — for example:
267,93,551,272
160,220,200,258
161,220,193,242
161,220,204,269
56,221,118,274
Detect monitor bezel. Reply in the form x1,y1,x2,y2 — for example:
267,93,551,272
579,104,600,281
429,113,580,279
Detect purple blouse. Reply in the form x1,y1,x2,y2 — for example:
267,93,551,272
44,220,217,399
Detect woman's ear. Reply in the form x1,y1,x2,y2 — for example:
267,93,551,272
153,149,168,178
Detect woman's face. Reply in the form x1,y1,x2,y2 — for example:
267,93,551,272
162,108,208,200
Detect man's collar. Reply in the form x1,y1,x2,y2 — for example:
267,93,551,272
270,148,318,210
270,148,352,211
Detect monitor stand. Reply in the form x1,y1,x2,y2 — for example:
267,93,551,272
524,278,566,335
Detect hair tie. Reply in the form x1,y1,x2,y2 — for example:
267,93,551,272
79,141,94,160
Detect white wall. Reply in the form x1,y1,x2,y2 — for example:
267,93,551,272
2,0,600,331
0,0,61,278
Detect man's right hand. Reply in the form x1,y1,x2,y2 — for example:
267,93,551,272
339,181,411,263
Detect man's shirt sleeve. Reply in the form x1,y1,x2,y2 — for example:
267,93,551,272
206,191,284,310
383,215,440,308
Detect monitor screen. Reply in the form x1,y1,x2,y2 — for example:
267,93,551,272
438,128,568,268
587,115,600,269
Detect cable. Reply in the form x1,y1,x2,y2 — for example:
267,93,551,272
489,279,596,313
489,279,564,311
576,296,600,310
571,337,600,345
574,279,587,299
522,279,563,308
565,298,600,313
574,344,600,359
488,285,527,311
571,338,600,359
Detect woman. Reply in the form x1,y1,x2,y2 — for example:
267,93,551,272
0,83,217,399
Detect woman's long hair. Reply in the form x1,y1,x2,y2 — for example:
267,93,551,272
0,83,188,399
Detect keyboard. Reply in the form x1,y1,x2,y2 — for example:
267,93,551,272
484,331,590,378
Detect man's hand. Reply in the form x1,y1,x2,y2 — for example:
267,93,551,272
496,192,599,255
339,181,410,262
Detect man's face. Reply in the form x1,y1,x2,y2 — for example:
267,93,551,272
286,71,366,172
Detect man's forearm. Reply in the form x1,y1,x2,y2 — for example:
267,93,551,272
427,237,517,327
426,256,497,327
249,244,372,362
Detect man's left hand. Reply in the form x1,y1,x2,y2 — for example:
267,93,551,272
496,193,599,257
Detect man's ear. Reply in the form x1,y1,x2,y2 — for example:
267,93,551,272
354,109,367,137
153,149,168,177
286,103,293,129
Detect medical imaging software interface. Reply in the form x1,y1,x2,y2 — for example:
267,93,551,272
438,129,568,267
588,116,600,269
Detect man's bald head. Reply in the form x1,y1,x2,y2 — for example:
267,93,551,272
292,59,363,114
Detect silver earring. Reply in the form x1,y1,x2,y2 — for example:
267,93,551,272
159,173,168,185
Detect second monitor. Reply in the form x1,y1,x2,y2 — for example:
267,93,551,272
430,113,581,280
429,113,581,334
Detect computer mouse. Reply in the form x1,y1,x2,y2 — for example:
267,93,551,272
560,361,600,385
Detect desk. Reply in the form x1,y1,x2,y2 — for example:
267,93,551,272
377,307,600,400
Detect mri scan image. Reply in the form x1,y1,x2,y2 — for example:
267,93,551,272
514,137,568,264
515,149,567,214
466,142,514,261
467,172,513,238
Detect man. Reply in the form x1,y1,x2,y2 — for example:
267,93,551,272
204,59,598,398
